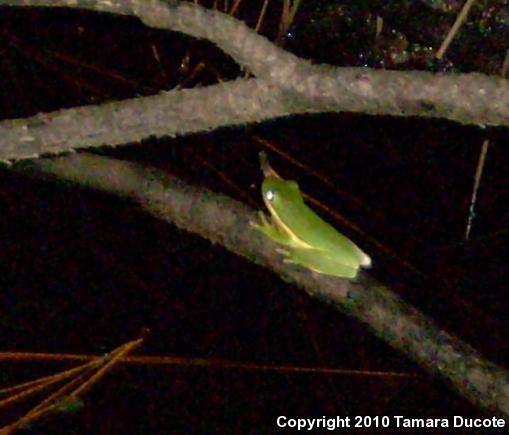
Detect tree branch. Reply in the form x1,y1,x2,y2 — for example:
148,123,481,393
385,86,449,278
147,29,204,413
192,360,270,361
14,153,509,419
0,79,317,161
0,0,508,161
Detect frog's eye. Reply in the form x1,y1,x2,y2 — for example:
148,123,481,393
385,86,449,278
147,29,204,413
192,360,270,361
265,189,276,201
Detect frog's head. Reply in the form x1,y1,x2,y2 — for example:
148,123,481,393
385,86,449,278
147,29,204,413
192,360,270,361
261,177,302,212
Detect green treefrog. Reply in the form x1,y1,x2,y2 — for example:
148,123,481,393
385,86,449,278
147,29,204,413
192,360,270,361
253,176,371,279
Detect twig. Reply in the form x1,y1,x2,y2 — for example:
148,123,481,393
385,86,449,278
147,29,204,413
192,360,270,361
0,351,417,378
0,336,145,434
464,139,489,240
436,0,477,59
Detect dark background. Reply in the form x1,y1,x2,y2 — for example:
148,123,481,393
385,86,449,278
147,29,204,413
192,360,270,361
0,1,508,433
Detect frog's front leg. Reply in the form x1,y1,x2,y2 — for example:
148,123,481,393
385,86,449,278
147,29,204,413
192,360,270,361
251,211,294,246
282,247,359,279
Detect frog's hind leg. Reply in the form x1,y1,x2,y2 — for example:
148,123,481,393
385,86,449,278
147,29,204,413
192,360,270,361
283,248,358,279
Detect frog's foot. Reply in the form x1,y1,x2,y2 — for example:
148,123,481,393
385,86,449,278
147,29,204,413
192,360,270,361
250,211,268,229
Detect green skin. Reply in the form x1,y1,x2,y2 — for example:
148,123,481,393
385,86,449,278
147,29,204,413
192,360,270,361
253,177,371,279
